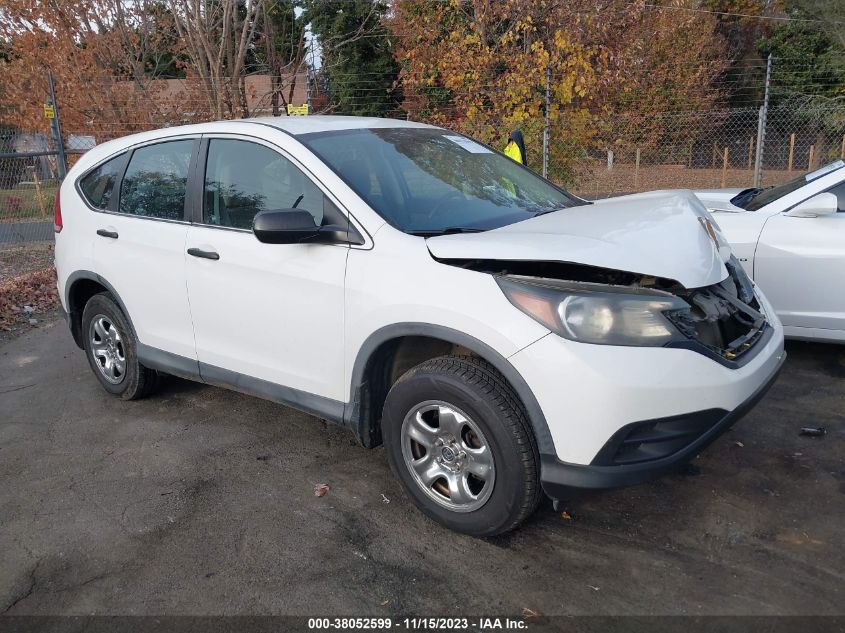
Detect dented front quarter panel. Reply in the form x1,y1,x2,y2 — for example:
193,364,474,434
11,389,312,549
426,190,729,290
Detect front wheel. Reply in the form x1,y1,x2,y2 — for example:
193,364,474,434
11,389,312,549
382,355,541,536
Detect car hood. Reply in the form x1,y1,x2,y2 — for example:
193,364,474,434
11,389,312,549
426,190,730,289
693,188,746,213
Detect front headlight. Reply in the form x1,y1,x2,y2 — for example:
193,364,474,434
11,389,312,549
497,275,690,347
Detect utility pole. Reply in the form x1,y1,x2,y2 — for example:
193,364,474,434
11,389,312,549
306,68,313,114
306,25,317,114
753,54,772,188
543,65,551,178
47,71,68,179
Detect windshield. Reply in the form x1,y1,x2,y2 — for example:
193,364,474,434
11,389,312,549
299,127,585,234
734,160,845,211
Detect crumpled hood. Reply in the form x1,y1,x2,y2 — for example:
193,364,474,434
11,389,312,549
426,190,729,289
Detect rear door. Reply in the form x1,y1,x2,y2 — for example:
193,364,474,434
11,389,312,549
184,135,348,401
754,181,845,333
92,138,198,360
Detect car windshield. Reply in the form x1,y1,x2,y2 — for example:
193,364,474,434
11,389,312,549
299,127,585,234
734,159,845,211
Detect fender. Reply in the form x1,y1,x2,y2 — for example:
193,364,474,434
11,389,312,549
64,270,138,349
344,323,556,456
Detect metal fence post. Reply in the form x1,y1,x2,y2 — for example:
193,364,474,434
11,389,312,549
542,65,550,178
47,71,68,179
753,54,772,188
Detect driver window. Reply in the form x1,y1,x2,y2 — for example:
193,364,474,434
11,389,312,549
203,139,324,229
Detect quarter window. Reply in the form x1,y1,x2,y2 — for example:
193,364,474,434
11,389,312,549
826,181,845,212
203,139,325,229
79,153,126,210
119,140,193,220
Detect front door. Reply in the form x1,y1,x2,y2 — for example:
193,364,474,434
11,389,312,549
754,182,845,334
184,137,348,402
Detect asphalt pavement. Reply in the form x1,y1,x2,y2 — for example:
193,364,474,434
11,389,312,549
1,318,843,616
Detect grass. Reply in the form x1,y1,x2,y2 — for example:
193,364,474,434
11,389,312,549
0,181,59,223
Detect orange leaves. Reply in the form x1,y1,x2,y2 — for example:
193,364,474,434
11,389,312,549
0,267,59,332
390,0,597,157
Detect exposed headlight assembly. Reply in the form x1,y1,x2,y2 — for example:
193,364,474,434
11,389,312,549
497,275,690,347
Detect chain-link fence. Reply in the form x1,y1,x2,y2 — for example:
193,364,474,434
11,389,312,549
553,105,845,197
0,127,64,281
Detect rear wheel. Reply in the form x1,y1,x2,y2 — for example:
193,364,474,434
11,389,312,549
81,292,159,400
383,355,541,536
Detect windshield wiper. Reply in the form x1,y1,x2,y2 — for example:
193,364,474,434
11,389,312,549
731,186,771,209
533,207,568,217
408,227,485,237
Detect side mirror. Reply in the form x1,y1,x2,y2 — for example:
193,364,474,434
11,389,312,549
785,192,838,218
253,209,351,245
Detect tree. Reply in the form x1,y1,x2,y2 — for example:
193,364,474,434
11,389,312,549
305,0,402,116
0,0,178,137
756,0,845,162
389,0,729,183
167,0,265,119
252,0,309,116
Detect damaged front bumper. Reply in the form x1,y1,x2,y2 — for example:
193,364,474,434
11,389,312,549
538,349,785,499
508,282,786,499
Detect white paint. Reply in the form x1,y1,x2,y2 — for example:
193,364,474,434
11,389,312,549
696,166,845,340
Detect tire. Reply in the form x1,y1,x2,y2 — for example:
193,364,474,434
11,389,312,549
81,292,159,400
382,355,541,536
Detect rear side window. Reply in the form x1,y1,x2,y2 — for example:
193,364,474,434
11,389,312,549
78,153,126,210
119,140,193,220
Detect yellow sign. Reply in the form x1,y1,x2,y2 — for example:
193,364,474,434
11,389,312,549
287,104,309,116
44,104,55,119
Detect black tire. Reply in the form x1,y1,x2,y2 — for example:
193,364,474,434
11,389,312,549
382,355,541,536
81,292,159,400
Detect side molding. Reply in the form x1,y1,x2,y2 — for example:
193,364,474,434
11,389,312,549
135,344,345,424
345,323,556,455
136,343,200,381
200,362,345,424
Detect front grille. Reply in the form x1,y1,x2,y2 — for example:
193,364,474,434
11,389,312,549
665,259,768,366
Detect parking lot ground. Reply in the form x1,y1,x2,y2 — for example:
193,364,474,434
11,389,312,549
0,317,843,617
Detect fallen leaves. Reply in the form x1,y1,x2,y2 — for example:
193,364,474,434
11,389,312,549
521,607,539,618
0,267,59,332
314,483,330,497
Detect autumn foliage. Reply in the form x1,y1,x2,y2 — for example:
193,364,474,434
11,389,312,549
0,0,775,184
0,0,185,140
389,0,731,182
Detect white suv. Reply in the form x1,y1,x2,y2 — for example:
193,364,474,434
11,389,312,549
54,116,786,535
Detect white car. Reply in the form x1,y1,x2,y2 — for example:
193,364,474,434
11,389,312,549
54,116,785,535
696,160,845,343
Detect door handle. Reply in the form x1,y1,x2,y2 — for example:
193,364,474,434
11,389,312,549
96,229,118,239
187,247,220,261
